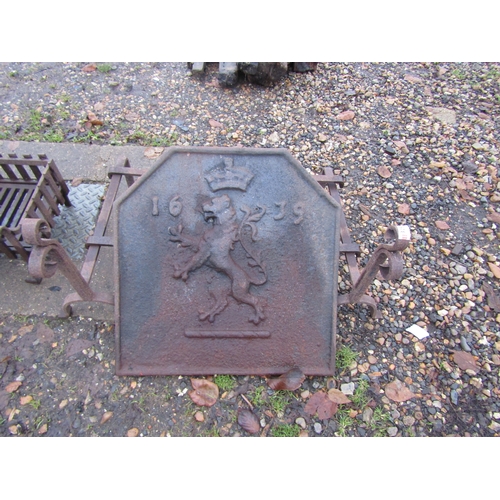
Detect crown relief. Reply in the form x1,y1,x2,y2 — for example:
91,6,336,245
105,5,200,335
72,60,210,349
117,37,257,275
205,157,254,192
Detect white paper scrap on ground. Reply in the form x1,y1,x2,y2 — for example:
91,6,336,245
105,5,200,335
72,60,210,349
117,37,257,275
406,324,429,339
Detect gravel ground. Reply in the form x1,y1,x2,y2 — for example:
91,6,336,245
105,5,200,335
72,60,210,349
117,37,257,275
1,62,500,437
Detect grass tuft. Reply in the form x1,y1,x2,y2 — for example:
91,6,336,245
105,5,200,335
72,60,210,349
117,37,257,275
271,424,300,437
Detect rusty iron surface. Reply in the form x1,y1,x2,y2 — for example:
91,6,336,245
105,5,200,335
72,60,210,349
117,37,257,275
0,154,70,262
22,218,114,316
114,147,341,376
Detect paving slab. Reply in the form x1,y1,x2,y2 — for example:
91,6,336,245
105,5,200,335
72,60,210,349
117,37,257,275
0,248,114,320
0,140,157,182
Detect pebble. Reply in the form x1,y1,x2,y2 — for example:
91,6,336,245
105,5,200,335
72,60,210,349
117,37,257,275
403,416,415,426
268,131,280,143
296,417,307,429
460,336,472,352
314,422,322,434
387,427,398,437
341,382,355,395
362,407,373,423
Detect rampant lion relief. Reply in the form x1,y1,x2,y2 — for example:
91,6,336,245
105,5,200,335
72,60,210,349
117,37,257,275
168,194,267,324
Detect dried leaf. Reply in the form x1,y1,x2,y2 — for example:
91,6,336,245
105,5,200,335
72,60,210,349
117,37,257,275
359,204,372,217
336,110,355,121
5,381,22,393
488,263,500,279
482,283,500,312
65,339,94,358
267,367,305,391
20,395,33,406
435,220,450,230
189,378,219,407
144,146,164,159
405,74,422,83
458,189,474,201
37,324,54,343
377,165,392,178
127,427,139,437
384,379,415,402
427,367,439,382
9,424,20,435
71,177,84,187
17,325,34,336
327,388,352,405
100,411,113,425
453,351,479,374
82,63,97,72
393,140,409,153
486,212,500,224
87,112,103,126
84,390,92,406
397,203,411,215
237,408,260,434
429,161,448,169
209,119,223,128
304,391,338,420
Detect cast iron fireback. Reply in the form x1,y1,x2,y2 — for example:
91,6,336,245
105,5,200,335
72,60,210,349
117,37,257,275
114,147,340,376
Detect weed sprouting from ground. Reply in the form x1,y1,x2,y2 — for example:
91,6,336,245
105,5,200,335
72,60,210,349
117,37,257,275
335,408,355,437
248,385,266,407
97,64,112,73
336,345,358,371
369,407,392,437
269,390,294,416
271,424,300,437
214,374,236,392
28,399,41,410
351,379,370,409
